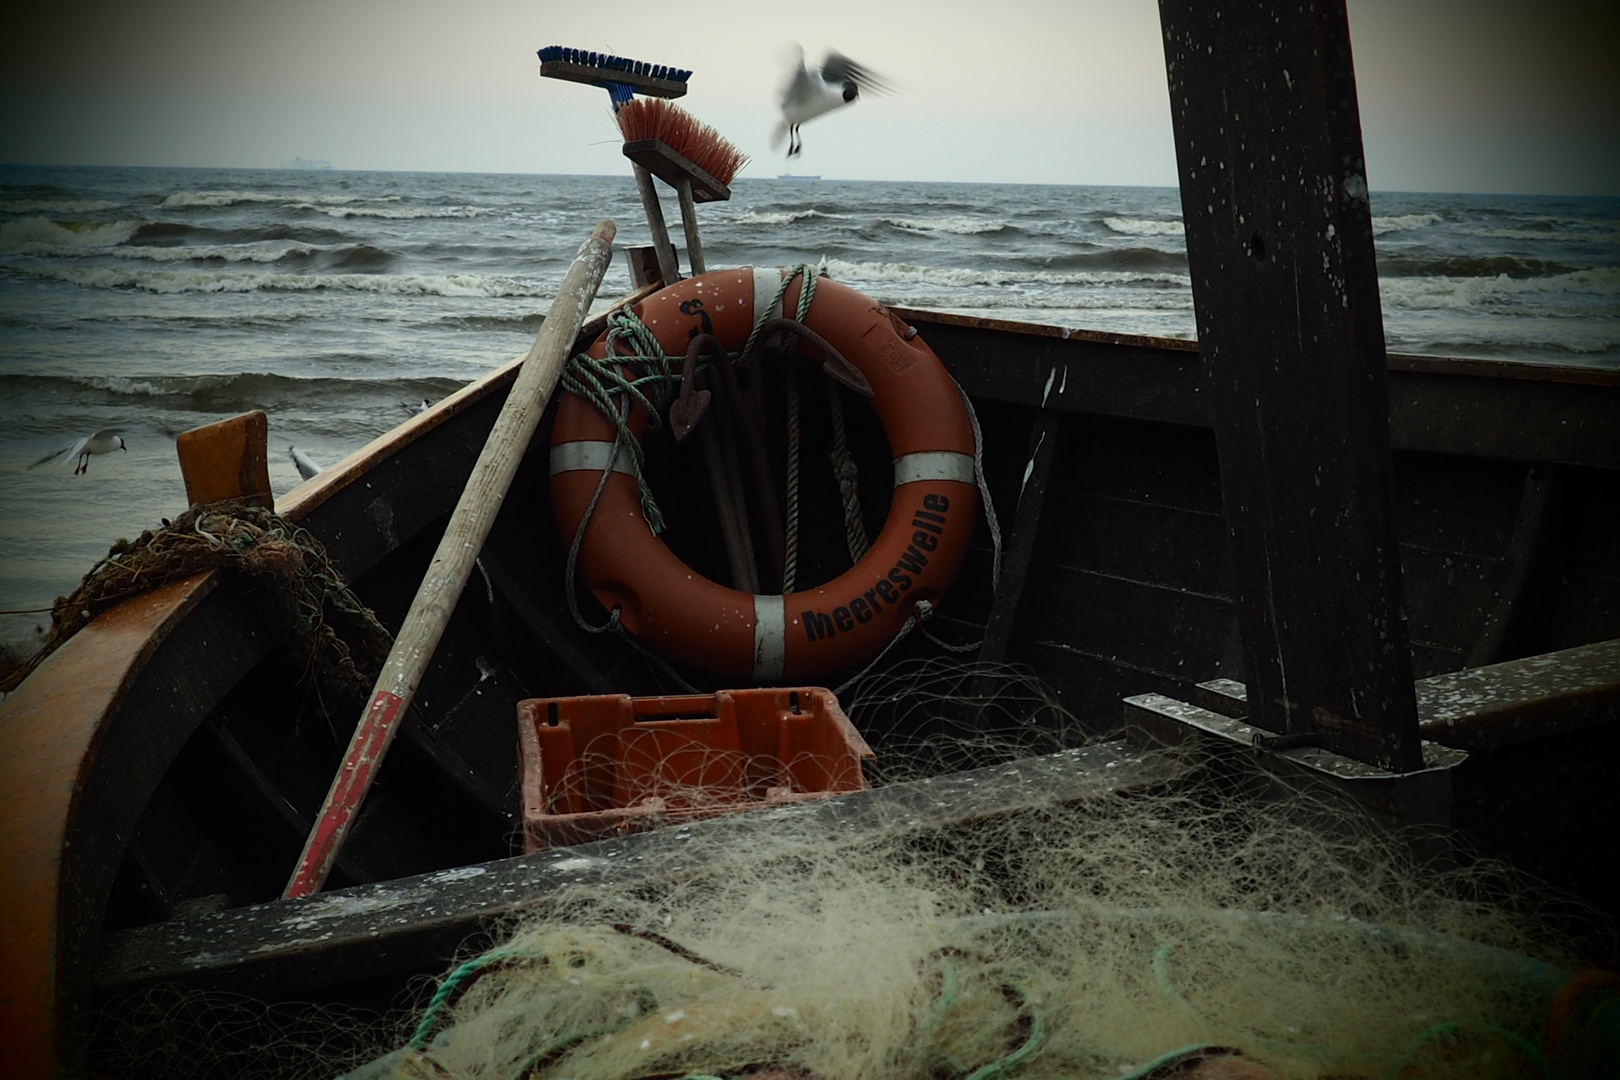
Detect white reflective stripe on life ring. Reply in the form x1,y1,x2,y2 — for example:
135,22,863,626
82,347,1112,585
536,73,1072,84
753,267,785,327
893,450,976,487
549,440,635,476
752,593,786,680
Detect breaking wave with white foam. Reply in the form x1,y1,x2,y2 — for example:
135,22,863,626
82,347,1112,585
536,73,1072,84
823,257,1190,290
1379,266,1620,310
733,209,832,225
1102,217,1185,237
883,217,1011,235
1371,213,1443,235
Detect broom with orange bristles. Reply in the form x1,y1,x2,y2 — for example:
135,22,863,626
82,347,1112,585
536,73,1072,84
616,99,748,279
617,98,750,190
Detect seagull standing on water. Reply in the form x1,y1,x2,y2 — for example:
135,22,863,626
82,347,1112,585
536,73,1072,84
29,429,126,475
772,45,895,157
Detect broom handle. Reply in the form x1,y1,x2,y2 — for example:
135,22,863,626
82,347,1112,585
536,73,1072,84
675,178,706,275
631,163,680,284
284,220,618,899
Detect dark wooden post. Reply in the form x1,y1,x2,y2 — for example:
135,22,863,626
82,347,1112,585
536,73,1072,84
1157,0,1422,771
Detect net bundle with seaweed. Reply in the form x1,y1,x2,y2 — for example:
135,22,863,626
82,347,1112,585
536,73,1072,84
335,662,1613,1080
1,499,390,698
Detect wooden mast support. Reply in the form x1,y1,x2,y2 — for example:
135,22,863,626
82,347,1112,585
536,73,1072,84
283,220,619,898
1157,0,1422,771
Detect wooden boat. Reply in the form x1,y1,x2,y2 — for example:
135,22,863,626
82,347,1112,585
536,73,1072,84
5,8,1620,1076
4,293,1617,1076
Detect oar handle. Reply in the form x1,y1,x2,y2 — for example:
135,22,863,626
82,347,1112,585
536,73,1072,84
285,220,618,899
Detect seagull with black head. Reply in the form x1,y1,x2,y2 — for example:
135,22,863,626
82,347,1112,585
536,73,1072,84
772,45,895,157
29,429,126,476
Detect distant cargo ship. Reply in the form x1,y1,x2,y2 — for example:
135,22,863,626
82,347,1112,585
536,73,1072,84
776,173,820,181
282,157,334,171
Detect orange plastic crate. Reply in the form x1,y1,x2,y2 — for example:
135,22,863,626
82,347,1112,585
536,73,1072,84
516,687,874,853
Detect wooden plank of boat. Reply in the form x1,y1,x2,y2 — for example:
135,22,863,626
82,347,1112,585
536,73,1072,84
95,739,1184,997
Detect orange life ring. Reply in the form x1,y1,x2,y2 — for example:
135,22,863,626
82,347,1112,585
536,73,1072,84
549,268,979,681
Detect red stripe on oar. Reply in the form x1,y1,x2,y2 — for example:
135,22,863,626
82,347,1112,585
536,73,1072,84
284,689,405,898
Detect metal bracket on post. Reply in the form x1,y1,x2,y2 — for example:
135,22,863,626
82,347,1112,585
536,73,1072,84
1122,692,1466,862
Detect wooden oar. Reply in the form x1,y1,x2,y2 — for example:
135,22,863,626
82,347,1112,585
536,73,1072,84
285,220,618,899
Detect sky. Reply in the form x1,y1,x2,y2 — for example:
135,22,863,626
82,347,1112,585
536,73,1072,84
2,0,1616,195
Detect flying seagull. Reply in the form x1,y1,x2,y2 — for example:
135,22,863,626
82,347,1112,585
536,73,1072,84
29,429,126,475
772,46,895,157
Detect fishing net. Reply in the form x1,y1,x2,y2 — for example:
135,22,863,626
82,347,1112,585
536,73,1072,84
333,663,1613,1080
0,499,391,698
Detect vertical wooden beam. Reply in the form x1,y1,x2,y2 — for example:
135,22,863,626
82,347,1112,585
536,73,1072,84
1157,0,1422,770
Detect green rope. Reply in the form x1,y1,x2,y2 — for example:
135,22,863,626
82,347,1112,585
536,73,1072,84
961,981,1047,1080
409,948,521,1050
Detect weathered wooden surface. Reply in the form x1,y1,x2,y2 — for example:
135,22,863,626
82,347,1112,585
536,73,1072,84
623,139,730,203
1122,693,1464,833
1417,638,1620,750
538,60,687,100
176,410,272,508
97,741,1182,996
896,310,1620,469
0,574,220,1079
1189,638,1620,751
1158,0,1420,769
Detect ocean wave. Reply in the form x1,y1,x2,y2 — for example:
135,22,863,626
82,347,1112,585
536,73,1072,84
3,371,469,410
161,190,400,208
0,198,121,214
1371,212,1442,235
287,203,491,220
0,218,144,252
133,220,353,246
1379,266,1620,309
822,257,1190,290
1376,254,1580,278
74,242,317,264
733,209,832,225
3,262,549,297
882,217,1014,235
1453,225,1618,243
1102,217,1184,237
435,313,545,333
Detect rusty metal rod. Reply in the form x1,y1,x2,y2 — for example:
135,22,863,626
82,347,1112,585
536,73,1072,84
686,338,756,593
706,340,784,592
703,361,759,594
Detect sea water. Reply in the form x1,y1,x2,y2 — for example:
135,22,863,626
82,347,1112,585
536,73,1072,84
2,166,1616,650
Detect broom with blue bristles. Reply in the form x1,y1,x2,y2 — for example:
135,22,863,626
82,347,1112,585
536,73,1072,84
538,46,747,280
